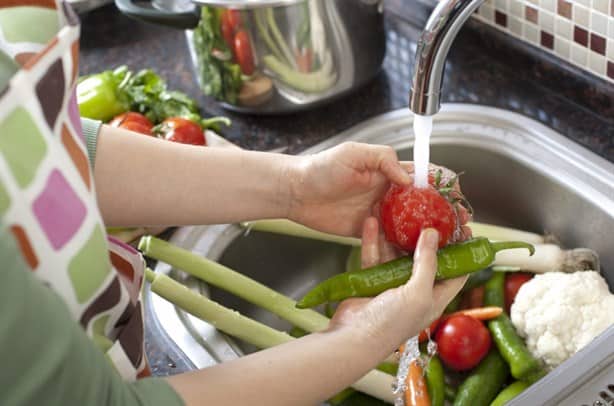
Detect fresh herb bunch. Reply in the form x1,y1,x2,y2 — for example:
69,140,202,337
192,7,244,104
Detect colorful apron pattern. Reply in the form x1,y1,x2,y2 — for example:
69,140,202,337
0,0,149,380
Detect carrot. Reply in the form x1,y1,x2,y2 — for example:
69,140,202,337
405,360,431,406
418,307,502,343
418,319,441,343
449,306,503,320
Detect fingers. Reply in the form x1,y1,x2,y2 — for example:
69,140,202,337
361,217,380,268
379,233,398,262
407,229,439,289
359,144,410,186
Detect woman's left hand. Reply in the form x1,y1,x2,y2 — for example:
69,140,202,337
287,142,411,236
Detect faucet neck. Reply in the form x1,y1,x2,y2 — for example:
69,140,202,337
409,0,486,116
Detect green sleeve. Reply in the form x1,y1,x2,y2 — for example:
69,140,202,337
0,226,185,406
80,117,103,168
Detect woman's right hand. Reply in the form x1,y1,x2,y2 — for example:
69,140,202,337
329,218,467,352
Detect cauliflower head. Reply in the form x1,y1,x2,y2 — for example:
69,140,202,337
511,271,614,369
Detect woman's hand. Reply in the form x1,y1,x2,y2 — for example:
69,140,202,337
329,220,467,350
287,142,411,237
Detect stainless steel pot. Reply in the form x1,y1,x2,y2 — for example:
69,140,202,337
115,0,385,114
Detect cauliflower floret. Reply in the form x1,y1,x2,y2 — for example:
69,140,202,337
511,271,614,369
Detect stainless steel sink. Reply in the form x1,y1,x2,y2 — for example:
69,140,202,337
147,104,614,405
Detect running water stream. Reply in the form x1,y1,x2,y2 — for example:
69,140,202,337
412,114,433,188
394,113,435,405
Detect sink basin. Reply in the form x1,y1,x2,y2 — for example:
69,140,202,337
147,104,614,405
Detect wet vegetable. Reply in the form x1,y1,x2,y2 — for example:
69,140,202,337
436,314,492,371
484,272,546,383
425,355,445,406
453,350,509,406
490,381,529,406
296,238,535,309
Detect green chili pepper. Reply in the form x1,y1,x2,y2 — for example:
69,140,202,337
296,238,534,309
426,355,446,406
454,350,509,406
490,381,530,406
77,67,129,121
483,271,506,308
484,273,546,383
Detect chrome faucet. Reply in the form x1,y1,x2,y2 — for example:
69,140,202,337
409,0,484,116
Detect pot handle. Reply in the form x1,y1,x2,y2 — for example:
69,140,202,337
114,0,200,30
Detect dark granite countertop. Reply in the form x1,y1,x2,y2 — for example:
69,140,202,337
78,2,613,376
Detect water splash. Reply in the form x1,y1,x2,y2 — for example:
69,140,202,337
393,335,422,406
413,114,433,189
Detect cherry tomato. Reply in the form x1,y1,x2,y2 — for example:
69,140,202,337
504,272,533,313
435,314,491,371
109,112,153,135
234,30,255,75
156,117,206,146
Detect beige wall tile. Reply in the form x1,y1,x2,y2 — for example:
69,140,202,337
479,4,495,21
541,11,556,30
510,0,524,17
573,4,590,27
574,0,591,7
541,0,557,11
592,0,609,14
496,0,508,10
556,16,573,38
588,51,607,74
509,15,524,36
571,42,589,65
590,11,609,35
555,37,572,58
525,23,540,43
608,39,614,59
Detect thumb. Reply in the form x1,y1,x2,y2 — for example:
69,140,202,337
406,228,440,290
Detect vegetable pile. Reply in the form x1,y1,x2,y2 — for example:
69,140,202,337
78,65,231,145
137,178,612,405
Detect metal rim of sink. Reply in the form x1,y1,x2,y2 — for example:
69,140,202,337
146,103,614,405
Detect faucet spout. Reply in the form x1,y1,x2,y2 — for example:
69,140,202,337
409,0,485,116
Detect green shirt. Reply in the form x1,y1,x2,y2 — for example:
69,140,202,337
0,226,184,406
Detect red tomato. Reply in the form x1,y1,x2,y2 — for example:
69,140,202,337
225,9,242,31
234,30,255,75
221,10,242,52
505,272,533,313
435,315,491,371
156,117,206,146
109,112,153,135
380,183,457,251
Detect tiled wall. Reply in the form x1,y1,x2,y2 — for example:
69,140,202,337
473,0,614,83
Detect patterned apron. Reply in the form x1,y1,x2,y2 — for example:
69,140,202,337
0,0,149,380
